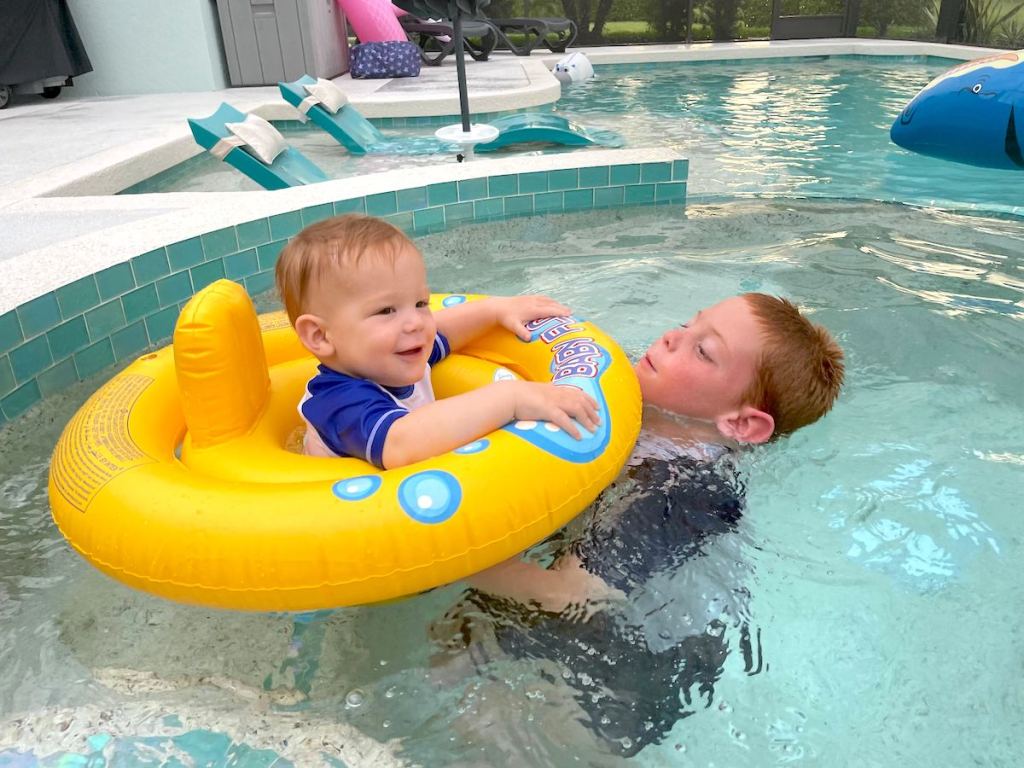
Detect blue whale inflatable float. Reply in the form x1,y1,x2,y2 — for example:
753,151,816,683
890,50,1024,170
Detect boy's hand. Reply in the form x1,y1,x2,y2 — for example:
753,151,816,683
493,296,571,341
509,381,600,439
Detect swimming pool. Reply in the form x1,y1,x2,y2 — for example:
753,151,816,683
123,55,1024,217
2,195,1022,764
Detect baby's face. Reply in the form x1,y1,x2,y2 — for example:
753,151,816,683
634,296,764,421
314,244,436,386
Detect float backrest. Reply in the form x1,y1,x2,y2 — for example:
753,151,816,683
173,280,271,448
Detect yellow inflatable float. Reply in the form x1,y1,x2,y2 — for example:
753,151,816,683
48,280,641,611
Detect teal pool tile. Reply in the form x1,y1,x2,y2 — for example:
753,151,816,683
334,198,366,215
225,249,259,280
155,272,193,307
672,159,689,181
145,307,179,344
244,271,275,296
444,202,474,224
47,317,89,359
624,184,657,204
505,194,534,216
257,240,287,271
640,162,672,183
96,262,135,301
385,212,414,233
428,182,458,206
74,339,115,379
457,178,487,201
365,192,398,217
202,227,240,260
396,187,428,212
269,210,303,239
518,172,549,194
548,169,579,191
302,203,334,227
85,299,127,340
488,175,518,197
578,166,609,188
1,381,41,420
236,218,271,250
37,358,79,397
121,284,159,323
413,207,445,233
656,182,687,202
111,321,149,360
56,276,100,318
191,259,226,291
0,356,13,398
563,189,595,211
131,248,170,284
167,237,204,271
17,293,61,337
534,191,564,213
474,198,504,220
610,164,642,185
594,186,625,208
0,312,23,355
10,335,52,384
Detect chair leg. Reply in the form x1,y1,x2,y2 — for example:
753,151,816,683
416,33,449,66
543,21,578,53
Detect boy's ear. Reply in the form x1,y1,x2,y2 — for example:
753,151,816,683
294,313,333,358
715,405,775,445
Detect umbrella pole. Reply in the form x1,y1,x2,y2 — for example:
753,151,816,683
452,14,471,132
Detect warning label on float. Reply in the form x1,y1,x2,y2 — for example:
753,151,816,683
50,374,156,513
258,312,291,331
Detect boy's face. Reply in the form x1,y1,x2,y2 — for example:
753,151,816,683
309,244,437,387
635,296,764,422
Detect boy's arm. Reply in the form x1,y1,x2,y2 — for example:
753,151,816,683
435,296,570,351
468,554,624,614
381,379,599,469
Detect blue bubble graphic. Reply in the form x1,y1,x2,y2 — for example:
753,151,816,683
332,475,382,501
454,439,490,454
442,295,467,307
398,470,462,524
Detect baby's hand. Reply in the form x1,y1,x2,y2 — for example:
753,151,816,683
510,382,600,439
493,295,571,341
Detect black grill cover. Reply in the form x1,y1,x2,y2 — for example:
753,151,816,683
0,0,92,86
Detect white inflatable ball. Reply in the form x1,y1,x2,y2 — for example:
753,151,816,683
552,52,594,84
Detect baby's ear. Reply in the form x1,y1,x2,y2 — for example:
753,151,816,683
294,314,332,358
715,406,775,445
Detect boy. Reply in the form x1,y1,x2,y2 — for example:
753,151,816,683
274,214,600,469
437,292,844,758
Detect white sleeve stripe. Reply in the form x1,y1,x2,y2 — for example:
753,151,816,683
435,334,449,358
365,408,406,461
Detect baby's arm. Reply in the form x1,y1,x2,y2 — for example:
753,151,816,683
435,296,570,350
382,379,599,468
468,554,623,614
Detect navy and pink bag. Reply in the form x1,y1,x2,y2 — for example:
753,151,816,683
350,41,421,79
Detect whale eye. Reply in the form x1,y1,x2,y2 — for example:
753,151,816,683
972,83,983,94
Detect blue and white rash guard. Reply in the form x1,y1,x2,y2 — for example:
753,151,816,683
299,332,450,467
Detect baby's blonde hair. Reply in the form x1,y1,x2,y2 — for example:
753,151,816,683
275,214,417,324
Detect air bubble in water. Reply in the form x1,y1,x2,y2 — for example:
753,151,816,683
345,689,366,708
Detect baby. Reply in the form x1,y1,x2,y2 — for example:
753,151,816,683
274,213,600,468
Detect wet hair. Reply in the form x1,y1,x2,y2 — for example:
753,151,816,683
274,213,417,324
741,293,845,435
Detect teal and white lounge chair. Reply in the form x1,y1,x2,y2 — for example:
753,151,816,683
279,75,386,156
476,112,624,153
279,75,624,156
188,102,328,190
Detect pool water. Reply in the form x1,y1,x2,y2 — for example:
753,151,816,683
125,55,1024,215
2,199,1022,764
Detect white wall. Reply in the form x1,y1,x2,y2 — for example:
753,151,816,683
68,0,229,97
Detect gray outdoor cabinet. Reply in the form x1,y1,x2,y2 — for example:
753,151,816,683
217,0,349,86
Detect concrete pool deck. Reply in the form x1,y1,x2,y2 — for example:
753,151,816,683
0,37,988,316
